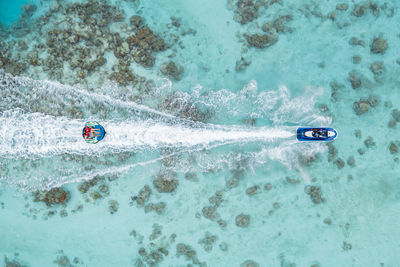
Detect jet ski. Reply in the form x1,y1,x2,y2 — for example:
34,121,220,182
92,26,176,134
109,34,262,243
297,127,337,141
82,121,106,144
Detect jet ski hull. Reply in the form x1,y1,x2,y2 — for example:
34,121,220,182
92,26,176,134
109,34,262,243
297,127,337,141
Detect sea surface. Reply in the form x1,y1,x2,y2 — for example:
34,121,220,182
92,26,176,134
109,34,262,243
0,0,399,266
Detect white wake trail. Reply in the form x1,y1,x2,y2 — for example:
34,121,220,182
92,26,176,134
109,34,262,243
104,122,294,148
0,72,330,192
0,110,295,159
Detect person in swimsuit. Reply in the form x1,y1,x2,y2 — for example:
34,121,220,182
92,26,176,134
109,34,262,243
83,127,90,137
91,128,101,137
84,126,101,139
82,122,106,144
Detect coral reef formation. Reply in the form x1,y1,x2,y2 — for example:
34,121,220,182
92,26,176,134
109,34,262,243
33,187,69,206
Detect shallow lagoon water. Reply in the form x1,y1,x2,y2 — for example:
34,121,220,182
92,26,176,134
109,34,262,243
0,0,400,266
0,0,29,25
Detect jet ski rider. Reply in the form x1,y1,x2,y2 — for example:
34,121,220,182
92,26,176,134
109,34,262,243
312,129,326,138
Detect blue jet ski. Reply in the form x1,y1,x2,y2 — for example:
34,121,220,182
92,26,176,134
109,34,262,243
82,121,106,144
297,127,337,141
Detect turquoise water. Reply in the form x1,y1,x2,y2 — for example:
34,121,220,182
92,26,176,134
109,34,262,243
0,0,29,25
0,0,400,266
